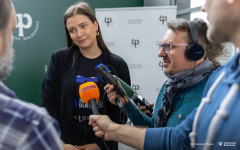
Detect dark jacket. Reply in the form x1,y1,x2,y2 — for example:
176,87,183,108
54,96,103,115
41,46,131,149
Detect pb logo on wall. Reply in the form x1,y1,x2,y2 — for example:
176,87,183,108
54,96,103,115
132,84,141,93
155,41,164,71
102,17,114,27
130,38,141,49
14,13,39,41
157,15,168,25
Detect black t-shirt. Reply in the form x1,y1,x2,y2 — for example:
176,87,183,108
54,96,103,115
72,53,105,145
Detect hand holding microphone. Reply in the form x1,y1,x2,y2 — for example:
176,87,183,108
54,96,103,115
104,84,128,105
95,63,128,108
112,75,153,114
96,63,153,114
79,82,100,115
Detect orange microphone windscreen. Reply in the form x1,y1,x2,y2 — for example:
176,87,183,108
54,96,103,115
79,82,100,105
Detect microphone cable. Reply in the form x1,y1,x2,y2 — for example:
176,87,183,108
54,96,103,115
102,77,130,125
105,65,129,123
106,65,128,100
99,65,130,149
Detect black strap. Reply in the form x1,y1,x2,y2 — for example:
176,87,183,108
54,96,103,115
188,21,198,44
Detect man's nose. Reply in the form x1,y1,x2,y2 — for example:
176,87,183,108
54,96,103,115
158,47,167,57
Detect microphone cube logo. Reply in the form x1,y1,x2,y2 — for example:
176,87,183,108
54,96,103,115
14,13,39,41
81,85,97,93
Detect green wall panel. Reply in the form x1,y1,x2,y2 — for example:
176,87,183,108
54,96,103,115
4,0,143,105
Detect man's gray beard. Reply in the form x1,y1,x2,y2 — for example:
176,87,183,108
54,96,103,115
0,39,14,80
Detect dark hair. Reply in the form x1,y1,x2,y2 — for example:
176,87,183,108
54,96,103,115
0,0,12,33
167,18,226,68
64,1,110,53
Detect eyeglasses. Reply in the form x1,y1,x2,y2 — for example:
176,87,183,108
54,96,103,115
159,43,189,54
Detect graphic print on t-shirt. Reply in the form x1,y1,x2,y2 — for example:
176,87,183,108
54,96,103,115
72,54,104,122
73,75,104,122
75,75,99,83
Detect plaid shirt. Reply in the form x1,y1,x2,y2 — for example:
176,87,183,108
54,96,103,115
0,82,63,150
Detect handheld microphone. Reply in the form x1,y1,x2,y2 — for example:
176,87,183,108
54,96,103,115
95,63,127,108
79,82,100,115
113,75,153,114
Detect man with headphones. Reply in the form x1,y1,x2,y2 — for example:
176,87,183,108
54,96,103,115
90,0,240,148
104,18,226,128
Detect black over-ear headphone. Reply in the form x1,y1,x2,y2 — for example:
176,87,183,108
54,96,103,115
186,21,204,61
